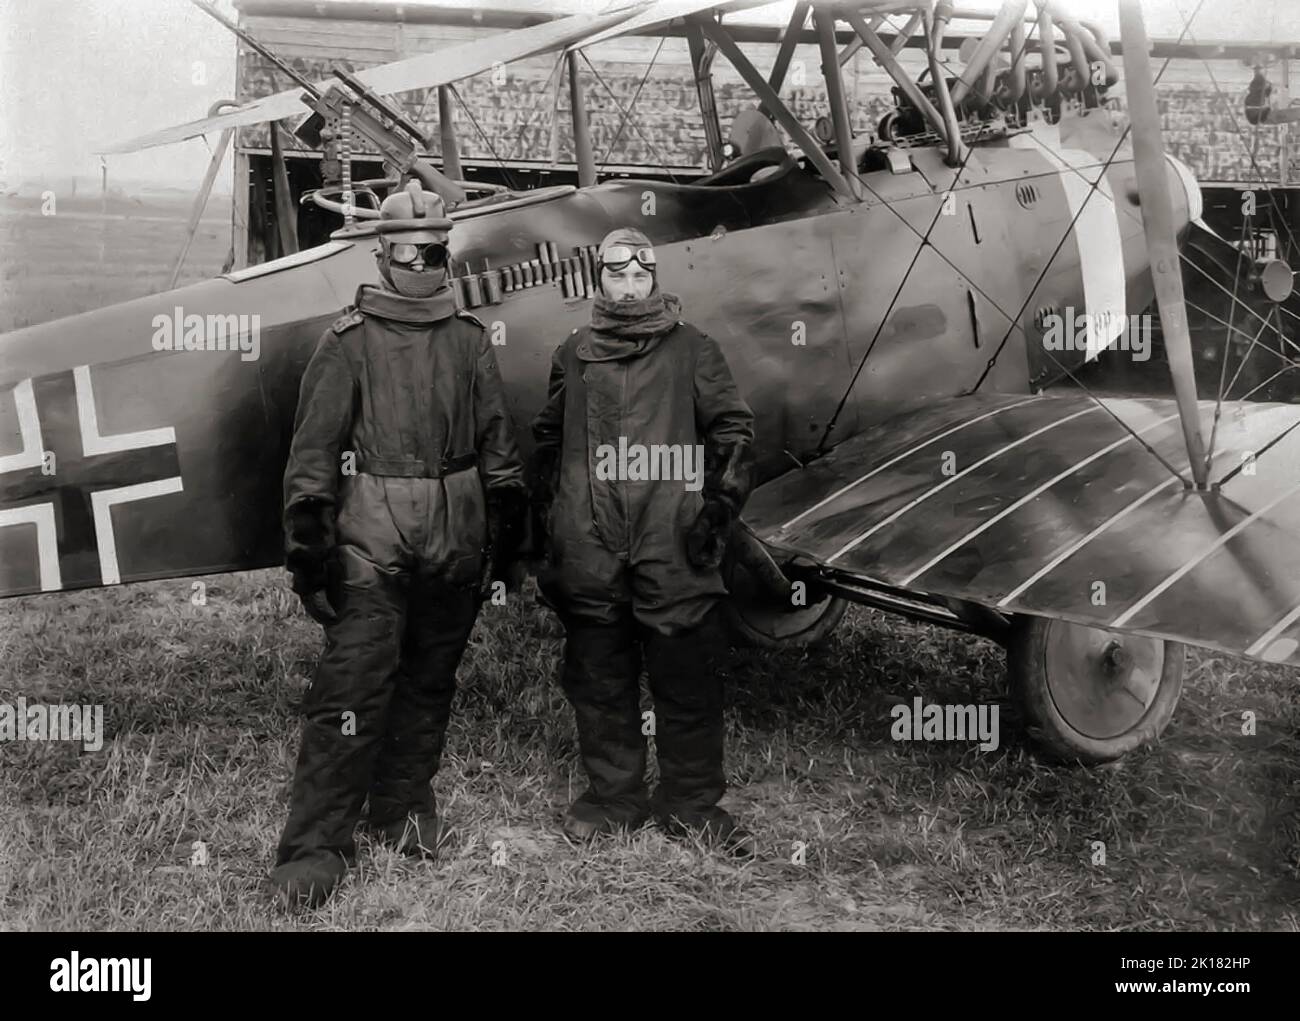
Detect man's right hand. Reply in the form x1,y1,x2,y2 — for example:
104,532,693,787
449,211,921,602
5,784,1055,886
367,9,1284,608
289,559,339,626
285,500,339,625
526,445,560,561
297,586,339,626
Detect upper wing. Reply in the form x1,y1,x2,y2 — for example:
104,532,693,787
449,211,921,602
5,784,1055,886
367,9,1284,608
99,2,653,155
98,0,762,155
572,0,780,48
743,393,1300,666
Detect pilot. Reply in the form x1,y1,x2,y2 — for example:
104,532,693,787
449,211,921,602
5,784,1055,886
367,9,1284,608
273,181,527,908
530,226,758,856
1245,67,1300,126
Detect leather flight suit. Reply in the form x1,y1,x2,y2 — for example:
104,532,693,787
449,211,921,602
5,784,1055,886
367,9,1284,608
532,321,755,834
533,322,754,635
277,283,525,869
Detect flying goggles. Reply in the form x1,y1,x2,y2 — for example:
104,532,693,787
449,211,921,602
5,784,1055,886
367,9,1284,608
600,245,657,272
384,240,449,267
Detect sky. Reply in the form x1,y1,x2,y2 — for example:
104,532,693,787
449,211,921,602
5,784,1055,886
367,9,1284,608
0,0,1290,191
0,0,239,189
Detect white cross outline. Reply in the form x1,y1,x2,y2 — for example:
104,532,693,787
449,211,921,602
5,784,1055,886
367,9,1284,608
0,365,184,591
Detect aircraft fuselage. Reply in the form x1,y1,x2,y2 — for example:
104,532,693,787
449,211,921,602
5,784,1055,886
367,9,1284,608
0,114,1196,596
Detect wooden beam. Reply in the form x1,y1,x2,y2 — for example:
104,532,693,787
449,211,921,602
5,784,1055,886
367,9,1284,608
844,10,948,143
249,156,270,265
695,15,856,201
950,0,1025,106
549,55,562,168
686,22,724,173
568,50,595,188
839,34,865,67
922,6,968,166
1283,54,1291,187
438,86,462,181
814,7,861,199
270,124,299,258
170,126,233,289
232,150,251,271
767,1,809,96
889,12,923,56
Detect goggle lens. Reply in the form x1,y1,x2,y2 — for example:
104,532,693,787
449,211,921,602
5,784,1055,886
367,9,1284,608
600,245,656,271
388,242,448,267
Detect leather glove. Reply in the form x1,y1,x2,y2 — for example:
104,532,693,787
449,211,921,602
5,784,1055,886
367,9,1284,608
479,485,530,598
289,556,338,626
526,445,560,562
686,498,735,571
285,501,338,625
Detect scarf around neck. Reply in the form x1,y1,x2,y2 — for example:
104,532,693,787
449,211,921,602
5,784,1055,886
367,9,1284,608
355,281,457,324
578,290,683,362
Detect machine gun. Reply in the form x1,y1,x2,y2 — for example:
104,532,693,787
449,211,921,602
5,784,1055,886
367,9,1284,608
294,69,470,222
190,0,473,224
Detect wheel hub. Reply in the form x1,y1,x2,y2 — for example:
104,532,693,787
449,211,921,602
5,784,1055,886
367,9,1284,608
1101,640,1133,676
1044,621,1164,741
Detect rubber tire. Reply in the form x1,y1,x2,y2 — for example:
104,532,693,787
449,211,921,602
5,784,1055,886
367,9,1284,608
721,589,848,650
1008,615,1185,765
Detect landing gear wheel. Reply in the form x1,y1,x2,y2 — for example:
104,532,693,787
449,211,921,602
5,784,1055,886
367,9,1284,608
720,561,847,649
1009,616,1185,764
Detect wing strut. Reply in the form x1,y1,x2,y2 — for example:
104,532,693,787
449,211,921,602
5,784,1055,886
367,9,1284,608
168,100,237,290
692,13,856,201
567,52,596,187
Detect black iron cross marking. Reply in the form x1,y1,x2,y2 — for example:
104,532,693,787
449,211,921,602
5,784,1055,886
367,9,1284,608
0,367,182,592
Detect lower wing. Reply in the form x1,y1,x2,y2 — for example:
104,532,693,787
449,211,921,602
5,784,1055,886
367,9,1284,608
743,392,1300,666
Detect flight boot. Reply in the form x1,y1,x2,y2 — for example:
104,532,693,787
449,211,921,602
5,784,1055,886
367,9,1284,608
365,584,479,860
270,852,349,910
559,619,651,840
363,808,447,860
644,609,756,859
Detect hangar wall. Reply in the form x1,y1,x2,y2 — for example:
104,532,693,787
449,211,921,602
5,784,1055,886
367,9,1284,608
229,2,1299,264
233,6,1297,181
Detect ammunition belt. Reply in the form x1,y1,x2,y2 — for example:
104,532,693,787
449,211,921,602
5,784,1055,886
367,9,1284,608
451,242,603,308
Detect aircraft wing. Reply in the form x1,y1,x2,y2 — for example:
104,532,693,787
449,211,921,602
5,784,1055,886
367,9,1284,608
743,392,1300,666
99,1,655,155
571,0,780,49
98,0,763,156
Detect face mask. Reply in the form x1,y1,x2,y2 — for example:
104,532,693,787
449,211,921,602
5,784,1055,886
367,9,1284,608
386,263,447,298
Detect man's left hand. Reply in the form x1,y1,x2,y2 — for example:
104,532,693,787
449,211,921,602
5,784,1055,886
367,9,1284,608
479,486,530,598
686,498,734,571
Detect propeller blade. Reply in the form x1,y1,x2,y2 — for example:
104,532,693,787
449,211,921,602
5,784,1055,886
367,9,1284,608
1118,0,1208,488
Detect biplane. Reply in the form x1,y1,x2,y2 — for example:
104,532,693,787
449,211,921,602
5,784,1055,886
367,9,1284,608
3,0,1299,764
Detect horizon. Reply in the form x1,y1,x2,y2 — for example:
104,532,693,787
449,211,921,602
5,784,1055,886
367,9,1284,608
0,172,234,195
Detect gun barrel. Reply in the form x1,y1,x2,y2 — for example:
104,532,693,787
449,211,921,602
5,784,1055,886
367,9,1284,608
332,66,428,146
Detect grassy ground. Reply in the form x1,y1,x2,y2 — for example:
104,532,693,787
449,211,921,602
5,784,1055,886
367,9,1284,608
2,204,1299,931
0,194,231,333
2,571,1299,932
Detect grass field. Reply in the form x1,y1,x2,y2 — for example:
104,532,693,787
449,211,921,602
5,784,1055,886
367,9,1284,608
2,201,1300,931
0,193,231,333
